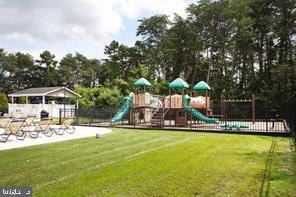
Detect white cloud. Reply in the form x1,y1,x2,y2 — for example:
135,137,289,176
119,0,188,19
1,0,123,42
0,0,191,59
1,0,188,42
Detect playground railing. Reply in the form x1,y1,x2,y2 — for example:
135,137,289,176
159,104,289,134
62,101,292,137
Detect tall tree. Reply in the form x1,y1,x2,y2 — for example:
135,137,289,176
36,50,59,87
137,15,170,80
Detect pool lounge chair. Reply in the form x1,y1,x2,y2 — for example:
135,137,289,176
22,114,36,134
0,116,12,130
0,119,26,143
30,117,53,138
24,114,36,127
54,117,76,135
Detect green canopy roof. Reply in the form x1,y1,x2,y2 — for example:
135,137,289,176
169,78,189,89
193,81,211,91
134,77,151,87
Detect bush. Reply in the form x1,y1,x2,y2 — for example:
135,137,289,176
94,87,122,109
0,93,8,112
74,86,122,109
73,86,97,108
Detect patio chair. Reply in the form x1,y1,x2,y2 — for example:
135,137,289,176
24,114,36,127
30,117,53,138
0,119,26,143
22,114,36,133
54,117,76,135
0,116,12,129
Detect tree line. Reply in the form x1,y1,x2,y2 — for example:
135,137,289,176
0,0,295,110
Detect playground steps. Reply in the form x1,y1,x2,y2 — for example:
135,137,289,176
151,108,167,127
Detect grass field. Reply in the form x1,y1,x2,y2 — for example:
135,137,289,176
0,129,295,196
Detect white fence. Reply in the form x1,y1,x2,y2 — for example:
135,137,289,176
8,104,76,119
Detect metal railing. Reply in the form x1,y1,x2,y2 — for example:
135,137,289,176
61,100,291,136
59,108,117,127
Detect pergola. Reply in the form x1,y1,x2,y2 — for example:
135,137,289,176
8,87,81,118
8,87,81,105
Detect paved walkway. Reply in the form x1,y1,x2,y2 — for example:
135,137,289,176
0,126,112,151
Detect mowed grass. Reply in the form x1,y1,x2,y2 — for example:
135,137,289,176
0,129,295,196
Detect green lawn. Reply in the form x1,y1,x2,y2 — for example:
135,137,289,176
0,129,295,196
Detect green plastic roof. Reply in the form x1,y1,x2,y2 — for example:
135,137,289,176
169,78,189,89
193,81,211,91
134,77,151,87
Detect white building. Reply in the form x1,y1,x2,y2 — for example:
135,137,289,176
8,87,81,118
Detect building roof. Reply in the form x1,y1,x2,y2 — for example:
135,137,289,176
169,78,189,89
8,87,81,98
134,77,151,87
193,81,211,91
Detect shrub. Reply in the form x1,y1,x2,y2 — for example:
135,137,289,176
0,93,8,112
74,86,122,109
94,87,122,109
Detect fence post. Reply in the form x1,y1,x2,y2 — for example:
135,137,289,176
190,108,192,130
110,110,113,126
265,110,269,132
134,109,136,128
88,109,91,125
76,107,79,125
252,95,255,124
225,105,229,127
59,109,62,125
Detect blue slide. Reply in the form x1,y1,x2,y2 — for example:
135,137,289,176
112,96,132,123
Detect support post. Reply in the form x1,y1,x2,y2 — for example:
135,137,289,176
76,99,79,109
42,96,45,105
169,88,171,127
11,96,14,104
64,87,66,118
221,95,224,121
206,90,208,116
182,89,184,108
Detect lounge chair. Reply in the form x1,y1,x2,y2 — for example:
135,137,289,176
0,116,12,129
22,114,36,135
54,117,76,135
24,114,36,127
0,119,26,143
30,118,53,138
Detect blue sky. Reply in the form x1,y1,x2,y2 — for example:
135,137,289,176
0,0,195,60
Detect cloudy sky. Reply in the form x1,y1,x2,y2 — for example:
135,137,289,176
0,0,194,60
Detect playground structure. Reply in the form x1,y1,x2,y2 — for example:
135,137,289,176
75,76,287,133
112,77,226,128
109,77,287,133
111,78,163,125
